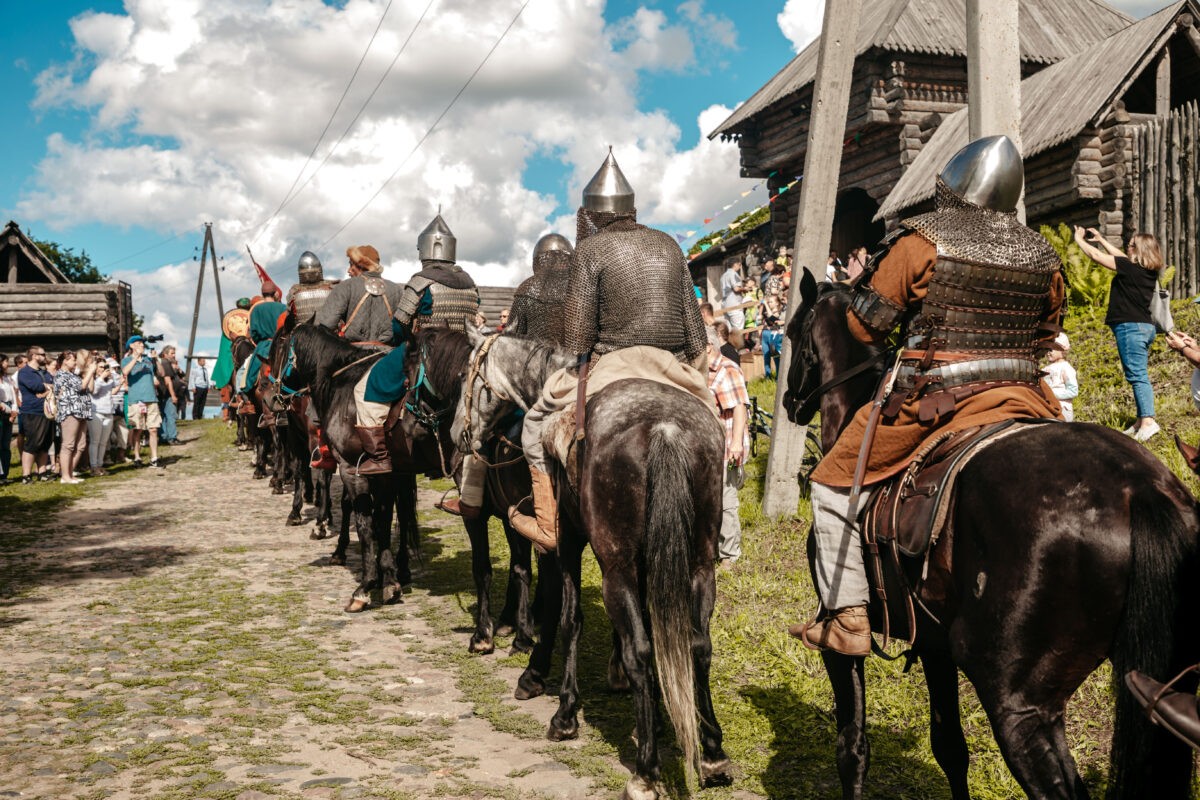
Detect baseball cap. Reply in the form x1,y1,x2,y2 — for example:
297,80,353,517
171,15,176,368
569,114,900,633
126,335,144,349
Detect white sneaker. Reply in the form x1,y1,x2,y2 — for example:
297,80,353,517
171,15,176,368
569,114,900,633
1134,421,1160,442
1123,425,1137,436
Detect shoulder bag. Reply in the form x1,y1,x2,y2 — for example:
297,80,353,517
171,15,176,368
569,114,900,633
1150,282,1174,334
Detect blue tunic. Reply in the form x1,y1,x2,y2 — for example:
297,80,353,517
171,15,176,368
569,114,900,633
363,342,409,404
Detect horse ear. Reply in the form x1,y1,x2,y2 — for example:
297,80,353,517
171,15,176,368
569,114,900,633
467,326,485,348
799,268,818,308
1174,434,1200,474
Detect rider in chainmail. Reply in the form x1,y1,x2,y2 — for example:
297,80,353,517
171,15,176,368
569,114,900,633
505,149,710,553
507,233,573,344
394,215,480,339
286,251,337,324
789,136,1066,656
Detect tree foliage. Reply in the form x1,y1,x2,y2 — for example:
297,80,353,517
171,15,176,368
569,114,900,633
688,203,771,257
32,238,109,284
1040,223,1112,319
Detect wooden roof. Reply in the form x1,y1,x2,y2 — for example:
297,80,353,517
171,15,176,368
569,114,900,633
709,0,1132,139
877,2,1189,219
1,220,69,283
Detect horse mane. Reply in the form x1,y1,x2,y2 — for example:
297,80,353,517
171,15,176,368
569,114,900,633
413,328,473,400
292,322,365,368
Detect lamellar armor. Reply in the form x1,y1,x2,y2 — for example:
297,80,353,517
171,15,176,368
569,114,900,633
509,234,573,343
562,150,705,361
287,281,336,324
850,136,1060,406
397,213,478,333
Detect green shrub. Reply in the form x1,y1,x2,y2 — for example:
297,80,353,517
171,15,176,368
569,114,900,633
1041,222,1113,318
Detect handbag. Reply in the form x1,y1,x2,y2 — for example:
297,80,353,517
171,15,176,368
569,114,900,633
1150,283,1174,334
43,388,57,420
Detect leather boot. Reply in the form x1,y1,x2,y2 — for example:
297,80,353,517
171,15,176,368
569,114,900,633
437,496,481,521
310,429,337,470
1126,670,1200,751
353,426,392,475
788,606,871,656
508,466,558,553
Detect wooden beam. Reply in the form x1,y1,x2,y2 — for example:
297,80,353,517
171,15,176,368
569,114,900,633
1157,49,1171,117
967,0,1024,220
6,243,15,284
762,0,863,519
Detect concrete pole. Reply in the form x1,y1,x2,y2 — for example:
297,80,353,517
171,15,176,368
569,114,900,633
966,0,1024,219
760,0,863,519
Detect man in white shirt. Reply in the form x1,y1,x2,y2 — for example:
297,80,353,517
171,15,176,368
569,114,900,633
188,357,210,420
719,258,745,330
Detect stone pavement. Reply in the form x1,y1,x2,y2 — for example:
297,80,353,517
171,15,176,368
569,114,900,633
0,427,604,800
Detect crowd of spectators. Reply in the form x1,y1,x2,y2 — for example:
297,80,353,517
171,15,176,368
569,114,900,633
0,334,213,485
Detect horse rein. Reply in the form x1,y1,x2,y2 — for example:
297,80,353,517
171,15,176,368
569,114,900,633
460,333,510,453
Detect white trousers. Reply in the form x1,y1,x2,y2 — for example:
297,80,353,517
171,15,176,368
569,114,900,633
809,481,869,609
718,467,742,562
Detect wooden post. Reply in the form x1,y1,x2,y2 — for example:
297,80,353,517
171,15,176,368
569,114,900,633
1157,50,1171,118
184,223,224,380
966,0,1024,220
761,0,862,519
6,242,16,284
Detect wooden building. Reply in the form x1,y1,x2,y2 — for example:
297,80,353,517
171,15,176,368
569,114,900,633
686,219,772,302
880,1,1200,295
0,220,134,358
708,0,1133,263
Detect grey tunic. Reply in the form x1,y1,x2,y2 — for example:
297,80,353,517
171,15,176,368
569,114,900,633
314,274,404,344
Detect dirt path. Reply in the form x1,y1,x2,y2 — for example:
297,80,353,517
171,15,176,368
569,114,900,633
0,426,606,800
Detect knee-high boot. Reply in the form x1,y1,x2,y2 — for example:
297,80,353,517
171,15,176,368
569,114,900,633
353,426,392,475
508,466,557,552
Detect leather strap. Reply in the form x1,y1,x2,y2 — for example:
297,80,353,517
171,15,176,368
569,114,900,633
574,355,591,442
342,291,373,335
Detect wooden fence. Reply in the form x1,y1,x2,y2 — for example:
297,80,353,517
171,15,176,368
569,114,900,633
1130,103,1200,298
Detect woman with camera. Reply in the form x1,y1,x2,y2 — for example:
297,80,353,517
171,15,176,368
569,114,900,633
53,349,95,484
87,357,120,476
1073,226,1165,442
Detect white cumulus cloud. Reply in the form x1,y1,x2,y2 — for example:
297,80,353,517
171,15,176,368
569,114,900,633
777,0,824,54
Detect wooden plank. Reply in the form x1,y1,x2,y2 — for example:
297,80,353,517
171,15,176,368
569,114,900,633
1157,49,1171,118
0,284,115,295
0,310,106,321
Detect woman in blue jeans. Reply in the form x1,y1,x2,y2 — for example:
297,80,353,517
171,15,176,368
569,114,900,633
1074,226,1164,441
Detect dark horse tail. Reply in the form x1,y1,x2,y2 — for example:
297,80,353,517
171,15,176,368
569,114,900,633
1107,494,1200,799
644,422,701,782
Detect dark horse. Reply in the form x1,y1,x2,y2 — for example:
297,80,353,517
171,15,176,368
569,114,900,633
281,322,538,655
453,331,734,799
265,317,334,535
227,335,255,452
782,270,1200,799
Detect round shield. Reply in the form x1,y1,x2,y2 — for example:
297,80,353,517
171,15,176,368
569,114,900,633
222,308,251,340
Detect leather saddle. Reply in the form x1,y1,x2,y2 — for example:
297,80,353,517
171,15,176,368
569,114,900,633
859,418,1052,648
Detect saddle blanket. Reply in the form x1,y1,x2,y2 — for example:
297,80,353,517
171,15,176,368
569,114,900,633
541,346,716,470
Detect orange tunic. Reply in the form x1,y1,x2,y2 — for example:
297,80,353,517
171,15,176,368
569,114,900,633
810,233,1065,488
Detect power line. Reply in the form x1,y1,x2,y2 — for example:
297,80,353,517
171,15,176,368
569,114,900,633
322,0,532,247
248,0,397,246
250,0,436,243
97,226,196,270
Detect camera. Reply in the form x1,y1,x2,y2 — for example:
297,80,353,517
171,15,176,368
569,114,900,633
144,334,165,343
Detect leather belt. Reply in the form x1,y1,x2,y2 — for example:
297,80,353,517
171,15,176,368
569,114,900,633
893,357,1040,392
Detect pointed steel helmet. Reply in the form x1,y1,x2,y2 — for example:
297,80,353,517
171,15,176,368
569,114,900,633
417,213,457,263
297,250,323,284
532,233,573,260
582,148,635,214
938,135,1023,212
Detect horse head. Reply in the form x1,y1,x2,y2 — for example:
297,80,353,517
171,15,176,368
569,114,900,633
781,269,884,449
1175,434,1200,475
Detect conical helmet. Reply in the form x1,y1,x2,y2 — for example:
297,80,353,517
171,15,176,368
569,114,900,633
582,148,635,214
297,250,323,284
938,135,1023,213
417,213,457,263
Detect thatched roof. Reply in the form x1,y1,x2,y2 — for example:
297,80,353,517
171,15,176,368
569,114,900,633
709,0,1133,140
877,2,1190,219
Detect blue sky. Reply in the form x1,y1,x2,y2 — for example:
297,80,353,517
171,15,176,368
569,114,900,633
0,0,1156,354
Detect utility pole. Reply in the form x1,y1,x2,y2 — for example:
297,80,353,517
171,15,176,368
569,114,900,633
184,223,225,389
966,0,1024,219
761,0,863,519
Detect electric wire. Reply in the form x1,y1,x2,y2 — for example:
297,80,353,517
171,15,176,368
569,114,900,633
321,0,532,247
250,0,436,243
248,0,396,245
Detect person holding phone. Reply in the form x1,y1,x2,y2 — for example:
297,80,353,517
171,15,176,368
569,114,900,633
88,356,120,475
1073,226,1164,441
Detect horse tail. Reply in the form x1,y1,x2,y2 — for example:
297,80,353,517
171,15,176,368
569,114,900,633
1107,495,1200,799
644,422,701,783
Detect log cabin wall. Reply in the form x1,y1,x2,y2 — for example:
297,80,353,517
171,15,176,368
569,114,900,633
0,283,132,357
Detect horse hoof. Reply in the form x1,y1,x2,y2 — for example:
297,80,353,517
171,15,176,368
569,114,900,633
700,757,734,787
329,554,346,566
469,636,495,655
509,638,534,656
309,529,321,540
621,776,663,800
514,675,545,701
382,584,404,605
344,597,370,613
286,515,303,527
495,623,515,638
253,473,265,480
546,719,578,741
